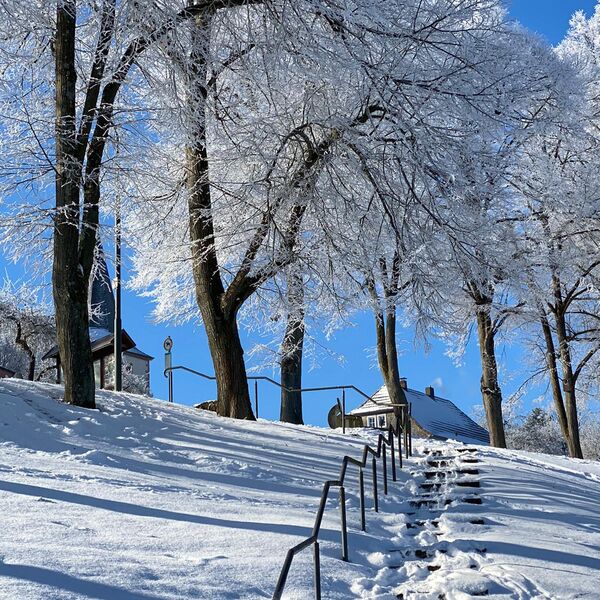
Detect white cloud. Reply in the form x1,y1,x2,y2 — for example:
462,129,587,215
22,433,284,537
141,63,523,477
431,376,444,390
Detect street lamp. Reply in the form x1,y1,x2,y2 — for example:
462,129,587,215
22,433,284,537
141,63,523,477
114,197,123,391
164,336,173,402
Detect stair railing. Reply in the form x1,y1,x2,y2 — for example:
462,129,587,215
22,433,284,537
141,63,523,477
161,340,413,599
272,407,412,600
163,341,379,433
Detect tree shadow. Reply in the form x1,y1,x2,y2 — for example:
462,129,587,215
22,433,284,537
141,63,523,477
485,540,600,571
0,479,342,541
0,563,163,600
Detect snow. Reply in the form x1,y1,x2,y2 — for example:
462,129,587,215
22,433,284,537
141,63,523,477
88,327,112,343
352,442,600,599
0,380,416,599
1,380,598,599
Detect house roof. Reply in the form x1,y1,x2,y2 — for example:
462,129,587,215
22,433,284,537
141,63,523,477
42,327,136,361
350,384,490,445
124,346,154,361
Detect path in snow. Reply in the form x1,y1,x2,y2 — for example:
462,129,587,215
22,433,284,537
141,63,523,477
352,442,600,599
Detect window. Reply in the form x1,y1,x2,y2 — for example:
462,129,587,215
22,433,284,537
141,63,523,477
367,416,376,428
93,360,102,389
378,414,387,428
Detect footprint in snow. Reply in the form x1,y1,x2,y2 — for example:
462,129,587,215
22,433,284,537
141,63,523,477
50,521,70,527
197,555,228,566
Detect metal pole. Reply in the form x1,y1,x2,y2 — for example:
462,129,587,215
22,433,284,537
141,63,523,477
254,380,259,418
405,406,409,459
398,424,403,469
409,403,413,456
359,467,366,531
313,542,322,600
342,389,346,434
114,199,122,392
372,457,378,512
390,434,397,481
339,486,348,561
382,445,388,495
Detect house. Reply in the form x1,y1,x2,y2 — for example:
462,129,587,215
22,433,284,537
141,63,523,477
43,248,153,393
349,379,490,445
0,366,16,379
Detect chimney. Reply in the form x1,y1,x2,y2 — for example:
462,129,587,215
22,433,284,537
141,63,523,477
400,378,407,390
425,386,435,398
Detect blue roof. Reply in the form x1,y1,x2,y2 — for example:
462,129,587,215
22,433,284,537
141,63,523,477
350,384,490,445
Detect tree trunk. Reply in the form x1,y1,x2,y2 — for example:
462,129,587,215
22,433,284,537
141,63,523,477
15,322,36,381
539,311,572,453
280,272,304,424
372,303,407,424
475,307,506,447
383,309,406,409
553,309,583,458
186,9,253,420
205,310,254,419
54,0,95,408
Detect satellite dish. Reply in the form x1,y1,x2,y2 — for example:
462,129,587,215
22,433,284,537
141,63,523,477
328,403,342,429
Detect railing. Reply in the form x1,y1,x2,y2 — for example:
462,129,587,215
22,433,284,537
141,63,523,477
163,341,377,433
160,337,414,599
272,410,412,599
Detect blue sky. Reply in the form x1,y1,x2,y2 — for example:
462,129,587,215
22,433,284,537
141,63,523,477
508,0,597,44
1,1,597,425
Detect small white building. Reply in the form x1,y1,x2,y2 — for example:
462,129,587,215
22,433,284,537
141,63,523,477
43,248,153,394
349,379,489,445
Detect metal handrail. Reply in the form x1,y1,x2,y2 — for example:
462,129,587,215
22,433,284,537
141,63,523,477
163,363,404,434
159,341,413,599
163,365,371,400
163,354,388,433
272,408,412,599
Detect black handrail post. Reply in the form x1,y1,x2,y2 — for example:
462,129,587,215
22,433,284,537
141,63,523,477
404,407,409,459
372,457,378,512
382,445,388,495
390,433,397,482
398,423,403,469
254,380,259,419
339,486,348,561
313,542,322,600
342,389,346,434
408,403,413,456
163,337,174,403
359,467,366,532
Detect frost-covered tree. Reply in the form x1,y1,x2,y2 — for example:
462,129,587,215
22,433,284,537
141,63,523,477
128,0,537,419
0,281,56,381
506,407,567,456
504,10,600,458
0,1,226,408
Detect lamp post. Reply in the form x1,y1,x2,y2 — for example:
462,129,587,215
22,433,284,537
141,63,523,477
164,336,173,402
114,197,123,391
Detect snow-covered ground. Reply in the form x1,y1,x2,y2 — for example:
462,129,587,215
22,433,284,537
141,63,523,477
0,380,598,599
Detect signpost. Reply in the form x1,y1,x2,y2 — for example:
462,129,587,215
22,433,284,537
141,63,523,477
164,336,173,402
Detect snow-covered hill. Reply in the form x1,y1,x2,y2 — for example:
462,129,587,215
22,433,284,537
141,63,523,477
0,380,598,599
